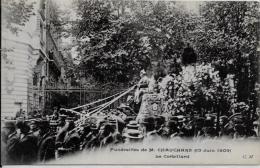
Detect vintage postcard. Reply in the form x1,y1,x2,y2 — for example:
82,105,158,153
1,0,260,165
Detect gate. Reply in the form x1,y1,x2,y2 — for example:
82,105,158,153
41,86,134,111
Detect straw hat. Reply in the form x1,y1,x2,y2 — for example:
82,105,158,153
126,120,140,129
194,117,205,126
38,120,50,129
155,115,165,126
124,129,144,139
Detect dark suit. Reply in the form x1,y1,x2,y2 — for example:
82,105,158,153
17,133,38,164
37,132,56,162
83,134,97,150
100,134,114,148
63,130,80,153
56,125,68,148
6,131,20,164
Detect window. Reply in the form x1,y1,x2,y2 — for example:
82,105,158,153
39,96,42,109
40,78,43,89
33,72,38,86
40,22,44,44
33,93,37,107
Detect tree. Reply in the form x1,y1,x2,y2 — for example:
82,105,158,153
71,0,150,85
1,0,35,65
71,0,196,86
196,2,259,108
2,0,35,34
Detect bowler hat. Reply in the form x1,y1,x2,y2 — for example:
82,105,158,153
167,120,178,128
234,124,245,131
38,120,50,128
204,118,214,127
141,117,155,124
16,120,24,129
233,117,243,124
204,127,216,136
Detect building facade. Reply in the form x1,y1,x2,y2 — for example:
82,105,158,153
1,0,66,118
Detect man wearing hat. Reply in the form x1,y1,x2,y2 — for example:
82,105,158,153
80,124,93,149
204,127,217,139
2,120,20,164
154,115,165,131
161,116,179,139
107,117,125,145
56,121,70,149
99,124,115,148
83,123,100,150
233,124,246,139
37,120,56,162
117,103,136,116
29,119,40,136
224,117,243,138
57,115,67,130
218,115,229,137
85,121,109,150
16,121,38,164
201,116,216,137
63,121,80,154
141,117,161,143
194,117,205,138
126,95,135,111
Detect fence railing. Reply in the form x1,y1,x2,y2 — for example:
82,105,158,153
39,86,134,110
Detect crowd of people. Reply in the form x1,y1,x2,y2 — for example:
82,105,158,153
1,104,259,165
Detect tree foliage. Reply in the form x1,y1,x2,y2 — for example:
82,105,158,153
195,2,259,105
66,0,259,105
71,0,198,85
2,0,35,34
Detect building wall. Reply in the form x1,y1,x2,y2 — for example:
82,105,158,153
2,0,67,118
1,0,47,118
2,38,34,118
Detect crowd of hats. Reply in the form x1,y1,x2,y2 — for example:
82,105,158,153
1,107,259,164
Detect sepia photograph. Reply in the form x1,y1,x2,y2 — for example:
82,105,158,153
1,0,260,165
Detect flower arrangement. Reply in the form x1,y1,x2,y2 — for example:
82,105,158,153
165,63,239,117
